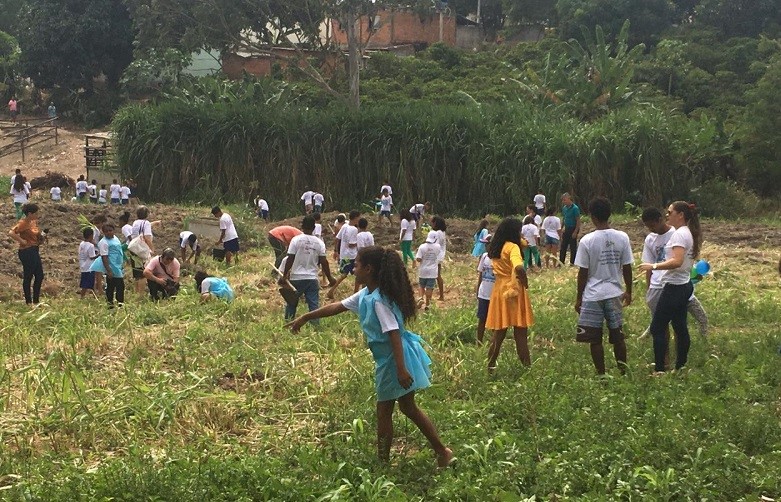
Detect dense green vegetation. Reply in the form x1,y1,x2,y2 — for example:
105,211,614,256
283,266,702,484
1,233,780,499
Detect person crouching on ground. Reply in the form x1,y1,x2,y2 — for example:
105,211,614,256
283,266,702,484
143,248,181,301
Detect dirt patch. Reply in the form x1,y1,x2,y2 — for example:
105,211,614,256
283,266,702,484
1,123,94,182
2,199,778,303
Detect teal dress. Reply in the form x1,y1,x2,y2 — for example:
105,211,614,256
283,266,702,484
348,288,432,402
472,228,488,257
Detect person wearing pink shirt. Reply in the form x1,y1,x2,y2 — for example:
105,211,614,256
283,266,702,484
8,97,18,124
143,248,181,301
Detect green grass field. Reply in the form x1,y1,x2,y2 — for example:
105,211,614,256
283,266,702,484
0,241,780,500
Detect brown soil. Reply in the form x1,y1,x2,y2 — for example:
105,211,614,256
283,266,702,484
1,123,94,181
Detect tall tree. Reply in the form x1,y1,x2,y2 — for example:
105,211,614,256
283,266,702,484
17,0,134,91
127,0,430,109
556,0,676,48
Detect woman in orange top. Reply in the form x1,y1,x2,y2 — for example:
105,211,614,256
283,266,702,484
485,217,534,371
8,203,45,305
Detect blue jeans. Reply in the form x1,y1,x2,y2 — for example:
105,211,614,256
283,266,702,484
285,279,320,324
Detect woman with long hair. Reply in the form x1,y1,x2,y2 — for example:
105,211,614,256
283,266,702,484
485,217,534,371
8,203,45,305
639,201,702,373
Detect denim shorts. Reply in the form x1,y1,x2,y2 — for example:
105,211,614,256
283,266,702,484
545,235,560,246
418,277,436,289
578,296,624,329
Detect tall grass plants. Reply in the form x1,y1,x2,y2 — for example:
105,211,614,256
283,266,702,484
113,102,716,216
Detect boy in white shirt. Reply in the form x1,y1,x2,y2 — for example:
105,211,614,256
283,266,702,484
282,215,336,323
257,197,269,220
211,206,240,266
327,210,361,299
356,218,375,250
50,186,61,201
475,245,495,344
109,179,121,204
416,233,441,310
377,188,393,227
300,190,314,214
521,215,541,270
98,185,108,204
313,192,324,213
120,184,131,205
78,227,98,298
75,176,88,201
574,197,633,375
88,180,98,203
533,191,546,216
179,230,201,264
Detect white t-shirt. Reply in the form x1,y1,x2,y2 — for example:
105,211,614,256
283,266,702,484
380,195,392,212
98,189,107,203
10,186,28,203
120,186,131,199
400,219,416,241
109,184,121,199
534,194,546,209
78,241,97,272
300,191,314,205
313,193,324,207
381,184,393,195
521,223,540,247
356,231,375,250
50,187,61,200
410,204,425,216
200,277,219,295
336,223,359,260
313,223,322,239
428,230,447,262
286,234,326,281
219,213,238,241
659,226,694,286
257,198,269,211
88,184,97,198
416,242,441,279
642,227,675,290
533,214,542,226
131,219,153,239
179,230,198,250
574,228,634,302
477,253,496,300
121,224,133,242
541,216,562,239
342,290,399,333
76,180,88,195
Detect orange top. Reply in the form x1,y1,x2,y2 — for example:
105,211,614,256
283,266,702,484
11,218,41,250
268,225,302,245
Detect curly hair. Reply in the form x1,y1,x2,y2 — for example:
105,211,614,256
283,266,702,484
357,246,417,322
431,215,447,232
487,217,523,259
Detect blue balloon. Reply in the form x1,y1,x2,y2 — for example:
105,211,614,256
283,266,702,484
694,260,710,276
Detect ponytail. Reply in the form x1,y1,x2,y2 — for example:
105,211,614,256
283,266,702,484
672,201,702,259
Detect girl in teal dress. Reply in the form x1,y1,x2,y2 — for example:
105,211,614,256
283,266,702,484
287,246,452,468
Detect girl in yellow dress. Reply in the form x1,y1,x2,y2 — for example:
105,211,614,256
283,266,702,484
486,217,534,371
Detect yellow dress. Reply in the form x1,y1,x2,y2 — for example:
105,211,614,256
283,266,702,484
486,242,534,330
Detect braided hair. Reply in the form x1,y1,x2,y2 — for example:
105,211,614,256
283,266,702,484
357,246,417,322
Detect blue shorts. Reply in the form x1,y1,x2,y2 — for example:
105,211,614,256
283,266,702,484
419,277,436,289
121,199,129,205
380,210,391,217
260,209,269,219
80,271,95,289
223,238,240,253
111,198,120,204
545,235,560,246
576,297,625,343
476,298,490,322
339,258,355,275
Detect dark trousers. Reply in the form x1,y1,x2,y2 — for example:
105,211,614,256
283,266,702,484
268,235,287,269
559,226,578,265
106,277,125,306
18,247,44,304
650,282,694,371
147,280,179,301
285,279,320,324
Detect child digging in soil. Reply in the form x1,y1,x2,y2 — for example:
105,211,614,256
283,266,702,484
287,246,452,468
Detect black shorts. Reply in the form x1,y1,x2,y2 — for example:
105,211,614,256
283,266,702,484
223,238,240,253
